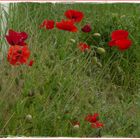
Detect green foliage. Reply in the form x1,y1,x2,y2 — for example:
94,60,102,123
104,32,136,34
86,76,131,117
0,3,140,137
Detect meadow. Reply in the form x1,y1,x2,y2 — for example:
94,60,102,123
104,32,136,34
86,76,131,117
0,3,140,137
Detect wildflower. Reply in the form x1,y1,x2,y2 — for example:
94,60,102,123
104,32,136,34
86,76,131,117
85,113,104,129
64,9,84,23
70,38,76,43
7,45,30,65
28,60,34,66
5,29,28,46
108,30,132,51
40,19,55,30
56,20,78,32
91,121,104,128
111,30,129,40
85,113,99,123
81,24,92,33
78,42,90,52
114,39,132,51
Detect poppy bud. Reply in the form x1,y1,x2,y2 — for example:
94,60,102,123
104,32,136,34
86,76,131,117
72,121,80,130
73,124,80,130
81,24,92,33
93,33,101,37
57,116,61,120
120,15,126,18
25,114,32,122
70,39,76,43
96,47,106,55
93,57,98,64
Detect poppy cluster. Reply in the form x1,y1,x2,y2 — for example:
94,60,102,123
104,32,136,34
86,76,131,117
85,113,104,128
6,29,34,66
108,30,132,51
71,113,104,129
40,9,92,33
5,10,132,68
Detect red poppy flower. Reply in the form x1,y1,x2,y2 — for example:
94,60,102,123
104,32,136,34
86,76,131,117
65,9,84,23
5,29,28,46
78,42,90,52
85,113,104,129
108,30,132,51
28,60,34,66
56,20,78,32
40,20,55,30
85,113,99,123
108,40,116,47
81,24,92,33
111,30,128,40
7,45,30,65
91,121,104,128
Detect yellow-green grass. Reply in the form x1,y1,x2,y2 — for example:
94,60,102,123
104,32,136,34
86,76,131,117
0,3,140,137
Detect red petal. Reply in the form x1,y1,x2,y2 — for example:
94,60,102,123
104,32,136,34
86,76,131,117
108,40,116,47
6,29,28,46
65,9,84,23
91,121,104,128
111,30,129,40
5,35,14,45
28,60,34,66
78,42,90,52
81,24,92,33
40,20,54,30
115,39,132,51
20,32,28,40
56,20,78,32
95,121,104,128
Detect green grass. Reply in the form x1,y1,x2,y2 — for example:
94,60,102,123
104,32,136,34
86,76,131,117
0,3,140,137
